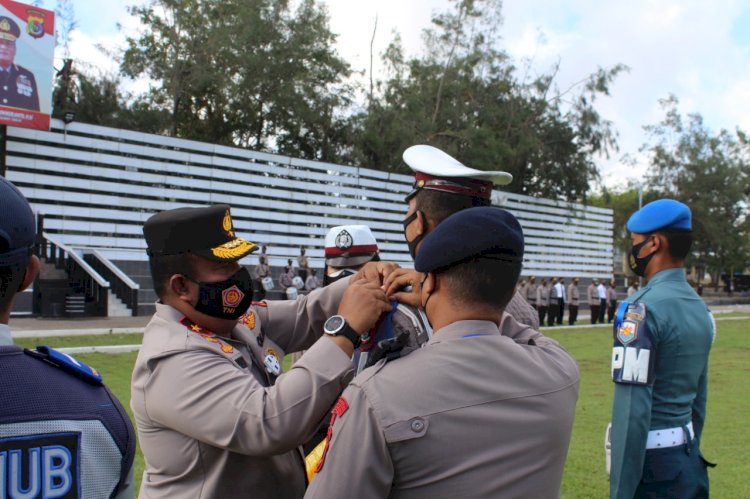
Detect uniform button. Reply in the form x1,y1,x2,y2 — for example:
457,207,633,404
411,419,424,432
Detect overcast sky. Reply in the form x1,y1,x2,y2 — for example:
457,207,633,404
50,0,750,190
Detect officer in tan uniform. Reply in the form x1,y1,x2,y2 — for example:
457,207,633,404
385,144,540,331
131,205,393,498
306,207,580,498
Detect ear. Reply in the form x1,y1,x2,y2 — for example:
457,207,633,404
415,210,428,237
650,233,664,254
169,274,194,303
422,272,436,295
18,255,40,292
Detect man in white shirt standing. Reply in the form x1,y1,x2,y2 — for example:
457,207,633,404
597,279,607,323
554,278,566,325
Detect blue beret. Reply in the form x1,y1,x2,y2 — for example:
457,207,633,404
627,199,692,233
415,207,523,272
0,176,35,266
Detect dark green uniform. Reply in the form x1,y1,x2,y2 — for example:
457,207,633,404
610,268,714,498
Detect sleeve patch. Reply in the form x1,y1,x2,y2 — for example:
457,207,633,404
611,301,655,386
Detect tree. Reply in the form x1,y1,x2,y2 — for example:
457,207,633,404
641,95,750,287
120,0,353,162
347,0,626,202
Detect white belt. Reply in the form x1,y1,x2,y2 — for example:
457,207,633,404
646,422,694,449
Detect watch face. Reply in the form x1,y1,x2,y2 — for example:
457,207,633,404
325,315,345,333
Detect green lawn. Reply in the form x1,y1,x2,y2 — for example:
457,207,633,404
19,318,750,497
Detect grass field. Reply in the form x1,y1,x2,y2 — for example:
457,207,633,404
15,317,750,497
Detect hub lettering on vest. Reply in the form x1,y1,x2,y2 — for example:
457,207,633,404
0,433,80,499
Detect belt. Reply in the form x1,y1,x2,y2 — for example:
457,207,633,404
646,422,694,449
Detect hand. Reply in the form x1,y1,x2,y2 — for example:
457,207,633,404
338,277,392,334
349,261,400,286
383,268,423,308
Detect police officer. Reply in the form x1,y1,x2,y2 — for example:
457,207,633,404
568,277,580,325
306,207,580,498
131,205,393,498
609,199,714,499
0,16,40,111
0,176,135,498
385,144,540,331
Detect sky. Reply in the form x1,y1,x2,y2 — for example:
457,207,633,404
42,0,750,190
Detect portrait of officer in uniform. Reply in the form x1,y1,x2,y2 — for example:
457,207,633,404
305,207,580,498
131,204,393,498
609,199,715,499
0,16,40,111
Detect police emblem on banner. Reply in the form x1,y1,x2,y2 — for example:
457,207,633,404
335,230,353,249
617,320,638,345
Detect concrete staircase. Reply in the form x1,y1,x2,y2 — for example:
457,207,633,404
107,291,132,317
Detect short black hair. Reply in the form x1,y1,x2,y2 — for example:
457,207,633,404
413,190,490,227
0,262,25,311
440,257,522,310
658,229,693,260
148,253,195,299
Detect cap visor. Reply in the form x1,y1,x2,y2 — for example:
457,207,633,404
325,254,376,268
197,237,258,262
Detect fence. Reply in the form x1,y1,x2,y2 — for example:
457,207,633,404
4,119,613,278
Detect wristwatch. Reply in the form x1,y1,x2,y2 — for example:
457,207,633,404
324,315,361,348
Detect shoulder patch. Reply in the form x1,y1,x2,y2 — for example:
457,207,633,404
240,311,256,329
25,346,103,385
251,300,268,307
611,301,655,385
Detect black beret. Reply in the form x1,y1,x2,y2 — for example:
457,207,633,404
143,205,258,262
415,206,524,273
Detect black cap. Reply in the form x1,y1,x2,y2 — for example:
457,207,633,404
415,206,524,273
0,176,35,266
143,205,258,262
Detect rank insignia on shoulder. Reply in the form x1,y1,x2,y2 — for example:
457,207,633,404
25,346,103,385
240,311,256,329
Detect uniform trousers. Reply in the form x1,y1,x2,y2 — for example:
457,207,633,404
634,441,710,498
537,305,547,325
590,304,600,324
568,305,578,325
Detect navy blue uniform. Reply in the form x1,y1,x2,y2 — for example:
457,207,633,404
0,64,40,111
0,344,136,498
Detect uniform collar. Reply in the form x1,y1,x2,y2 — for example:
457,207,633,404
429,320,500,343
0,323,12,345
646,267,686,287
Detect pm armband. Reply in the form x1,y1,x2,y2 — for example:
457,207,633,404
611,301,655,385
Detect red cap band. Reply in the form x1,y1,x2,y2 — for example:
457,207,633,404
324,244,379,256
411,172,494,199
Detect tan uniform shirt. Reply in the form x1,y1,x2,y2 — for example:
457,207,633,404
587,283,599,305
568,283,580,306
505,292,540,330
305,316,580,499
131,279,352,498
536,283,549,306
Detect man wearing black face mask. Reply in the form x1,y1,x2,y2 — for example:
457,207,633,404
608,199,715,499
132,205,393,498
384,144,540,331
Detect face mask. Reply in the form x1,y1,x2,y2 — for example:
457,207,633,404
402,211,424,260
189,266,254,320
628,237,655,277
323,268,357,286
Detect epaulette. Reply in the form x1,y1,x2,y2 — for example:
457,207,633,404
25,346,103,385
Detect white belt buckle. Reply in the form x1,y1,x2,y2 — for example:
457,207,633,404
646,422,694,449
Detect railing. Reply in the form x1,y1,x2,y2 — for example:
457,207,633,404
84,249,140,316
38,232,110,316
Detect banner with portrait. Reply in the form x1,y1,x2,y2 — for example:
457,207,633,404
0,0,54,130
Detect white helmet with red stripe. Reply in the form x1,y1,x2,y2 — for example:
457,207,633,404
324,225,379,267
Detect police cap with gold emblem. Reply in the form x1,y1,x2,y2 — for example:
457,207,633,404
403,145,513,202
415,206,523,273
0,16,20,42
143,205,258,262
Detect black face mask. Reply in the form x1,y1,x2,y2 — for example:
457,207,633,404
190,266,254,320
629,237,655,277
323,268,357,287
403,211,424,260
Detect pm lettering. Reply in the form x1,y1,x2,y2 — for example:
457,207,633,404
0,433,79,499
612,346,652,384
